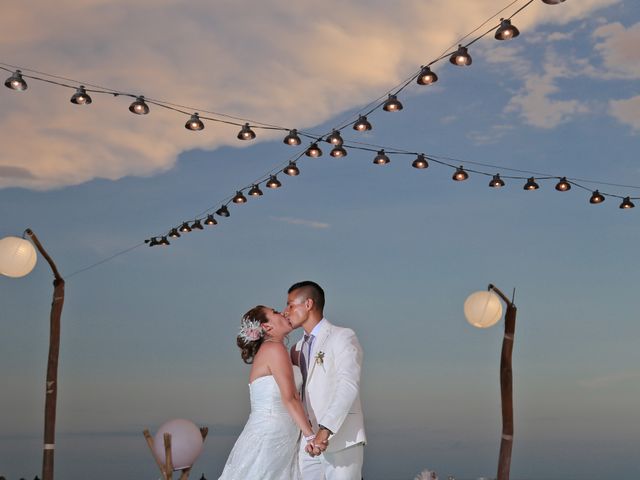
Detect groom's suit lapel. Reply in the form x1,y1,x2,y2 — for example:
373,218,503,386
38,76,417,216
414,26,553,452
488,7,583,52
306,321,332,385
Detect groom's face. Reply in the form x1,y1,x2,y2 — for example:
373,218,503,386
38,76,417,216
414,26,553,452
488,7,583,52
284,290,309,329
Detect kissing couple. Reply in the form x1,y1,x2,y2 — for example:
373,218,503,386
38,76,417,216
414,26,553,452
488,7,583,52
218,281,366,480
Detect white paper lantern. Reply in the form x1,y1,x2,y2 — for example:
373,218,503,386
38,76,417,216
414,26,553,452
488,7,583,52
153,419,204,470
0,236,37,278
464,290,503,328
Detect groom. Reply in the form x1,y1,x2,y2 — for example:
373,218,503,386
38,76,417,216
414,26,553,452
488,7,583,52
284,281,366,480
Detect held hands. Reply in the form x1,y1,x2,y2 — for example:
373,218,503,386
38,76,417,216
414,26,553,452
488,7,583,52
305,428,330,457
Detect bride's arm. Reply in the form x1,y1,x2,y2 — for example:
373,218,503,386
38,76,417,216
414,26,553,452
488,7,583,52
266,343,314,439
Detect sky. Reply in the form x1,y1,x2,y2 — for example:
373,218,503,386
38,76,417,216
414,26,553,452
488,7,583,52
1,1,639,479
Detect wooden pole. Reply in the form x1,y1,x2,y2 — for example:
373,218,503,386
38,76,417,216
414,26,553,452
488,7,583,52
489,284,517,480
25,229,65,480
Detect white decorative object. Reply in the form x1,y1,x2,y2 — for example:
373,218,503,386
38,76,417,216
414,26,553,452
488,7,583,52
0,236,37,278
415,469,439,480
153,419,204,470
464,290,503,328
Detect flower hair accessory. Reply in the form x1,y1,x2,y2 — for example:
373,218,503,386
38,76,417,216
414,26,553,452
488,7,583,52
239,318,264,342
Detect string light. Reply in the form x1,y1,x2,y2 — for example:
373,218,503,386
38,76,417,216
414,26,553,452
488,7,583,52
168,228,181,238
216,205,230,217
450,45,472,66
453,166,469,181
373,149,390,165
489,174,505,187
330,146,348,158
179,222,192,233
204,214,218,225
191,219,204,230
129,96,150,115
237,123,256,140
353,115,372,132
283,129,302,146
416,66,438,86
248,184,264,196
70,86,92,105
232,191,247,204
148,237,160,247
589,190,605,204
383,94,403,112
4,70,27,91
495,19,520,40
158,236,170,246
412,154,429,169
266,175,282,189
327,130,344,146
185,113,204,131
620,197,635,209
283,161,300,176
306,143,322,158
524,177,539,190
555,177,571,191
10,4,627,253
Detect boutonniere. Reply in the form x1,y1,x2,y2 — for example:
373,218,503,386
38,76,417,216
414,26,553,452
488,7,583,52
315,351,325,365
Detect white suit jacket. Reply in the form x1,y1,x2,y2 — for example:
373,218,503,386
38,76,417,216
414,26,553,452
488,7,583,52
294,319,366,452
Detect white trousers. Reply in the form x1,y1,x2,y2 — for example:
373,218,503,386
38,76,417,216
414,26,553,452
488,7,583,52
299,442,364,480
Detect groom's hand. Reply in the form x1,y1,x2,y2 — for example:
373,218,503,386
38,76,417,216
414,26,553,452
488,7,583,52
313,428,330,453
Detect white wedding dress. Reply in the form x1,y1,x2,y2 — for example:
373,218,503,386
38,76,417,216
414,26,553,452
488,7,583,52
218,366,303,479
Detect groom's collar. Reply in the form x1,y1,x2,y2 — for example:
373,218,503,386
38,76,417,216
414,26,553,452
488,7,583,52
309,317,328,338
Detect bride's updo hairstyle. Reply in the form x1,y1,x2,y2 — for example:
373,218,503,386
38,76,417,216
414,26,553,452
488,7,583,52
237,306,269,364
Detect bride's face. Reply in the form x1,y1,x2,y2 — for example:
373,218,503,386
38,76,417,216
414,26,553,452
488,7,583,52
264,308,293,338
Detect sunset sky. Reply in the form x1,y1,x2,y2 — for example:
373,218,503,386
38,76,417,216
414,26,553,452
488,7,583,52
1,1,639,479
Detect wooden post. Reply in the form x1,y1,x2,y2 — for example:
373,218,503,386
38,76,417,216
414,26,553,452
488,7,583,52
25,229,65,480
489,284,517,480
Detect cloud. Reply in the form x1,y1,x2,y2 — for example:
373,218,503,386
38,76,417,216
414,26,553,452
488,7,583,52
609,95,640,132
483,43,591,129
0,165,35,179
592,22,640,79
0,0,621,190
270,216,330,229
467,124,515,145
578,371,640,389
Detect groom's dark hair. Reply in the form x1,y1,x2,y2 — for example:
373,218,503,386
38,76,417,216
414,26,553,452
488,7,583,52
288,281,325,312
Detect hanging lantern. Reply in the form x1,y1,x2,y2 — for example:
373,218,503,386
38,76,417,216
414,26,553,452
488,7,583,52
450,45,472,66
0,236,37,278
129,96,150,115
412,154,428,169
4,70,28,91
70,86,92,105
489,174,505,188
383,94,403,112
326,130,344,146
283,129,301,146
523,177,539,190
373,150,390,165
185,113,204,131
495,19,520,40
464,291,503,328
416,66,438,86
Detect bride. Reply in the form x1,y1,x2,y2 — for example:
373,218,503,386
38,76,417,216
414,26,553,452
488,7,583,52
218,306,318,479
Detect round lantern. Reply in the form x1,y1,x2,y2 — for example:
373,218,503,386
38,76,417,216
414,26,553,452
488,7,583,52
0,236,37,278
153,419,204,470
464,290,503,328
